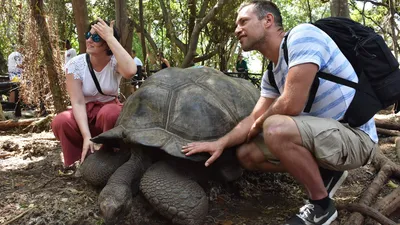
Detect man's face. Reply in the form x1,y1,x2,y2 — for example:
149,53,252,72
235,5,266,51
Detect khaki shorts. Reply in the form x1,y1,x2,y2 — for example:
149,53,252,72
253,116,377,171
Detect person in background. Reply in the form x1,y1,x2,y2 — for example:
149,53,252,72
236,54,248,73
64,39,77,65
7,45,23,103
7,45,23,83
51,18,136,167
157,52,170,69
182,1,377,225
131,50,144,88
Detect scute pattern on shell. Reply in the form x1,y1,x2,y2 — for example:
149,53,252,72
102,67,259,161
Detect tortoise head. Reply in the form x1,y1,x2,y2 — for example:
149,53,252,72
91,126,125,147
98,183,133,224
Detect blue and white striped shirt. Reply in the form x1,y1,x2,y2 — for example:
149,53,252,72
260,24,378,143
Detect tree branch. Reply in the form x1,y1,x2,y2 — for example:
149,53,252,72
158,0,186,52
182,0,227,67
131,19,158,54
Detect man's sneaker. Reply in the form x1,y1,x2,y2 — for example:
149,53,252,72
319,167,348,198
284,200,338,225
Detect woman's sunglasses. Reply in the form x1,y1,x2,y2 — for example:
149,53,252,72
85,32,102,42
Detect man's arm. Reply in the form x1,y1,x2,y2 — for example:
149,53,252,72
251,63,319,133
218,96,274,148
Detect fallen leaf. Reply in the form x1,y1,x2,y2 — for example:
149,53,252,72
387,180,398,189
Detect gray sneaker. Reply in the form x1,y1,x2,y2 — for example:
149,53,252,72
284,200,337,225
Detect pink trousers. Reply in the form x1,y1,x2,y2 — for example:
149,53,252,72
51,100,122,166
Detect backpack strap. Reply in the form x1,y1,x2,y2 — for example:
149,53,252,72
267,32,291,94
281,30,320,113
85,53,116,98
267,62,278,92
317,71,357,89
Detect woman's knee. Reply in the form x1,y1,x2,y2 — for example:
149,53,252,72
51,111,73,130
98,104,122,121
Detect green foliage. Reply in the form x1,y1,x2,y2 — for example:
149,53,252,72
0,1,23,73
88,0,115,22
0,0,398,75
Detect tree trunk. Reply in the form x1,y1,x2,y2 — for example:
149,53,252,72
115,0,134,100
188,0,196,52
388,0,398,58
330,0,350,18
139,0,148,76
30,0,66,113
71,0,89,54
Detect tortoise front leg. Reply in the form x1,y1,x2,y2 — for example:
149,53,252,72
98,144,151,224
140,161,208,225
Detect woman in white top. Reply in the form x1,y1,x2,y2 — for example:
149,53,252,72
51,18,136,167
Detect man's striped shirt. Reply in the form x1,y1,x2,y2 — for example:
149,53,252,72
260,24,377,142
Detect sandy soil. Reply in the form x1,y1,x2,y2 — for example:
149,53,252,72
0,114,399,225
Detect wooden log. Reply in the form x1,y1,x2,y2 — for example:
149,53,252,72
377,128,400,137
378,137,397,144
0,118,38,131
375,118,400,131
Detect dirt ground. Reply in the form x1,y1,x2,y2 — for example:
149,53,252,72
1,113,399,225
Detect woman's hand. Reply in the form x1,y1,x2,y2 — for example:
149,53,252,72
91,18,115,42
80,137,95,163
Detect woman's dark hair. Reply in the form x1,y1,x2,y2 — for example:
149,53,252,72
88,20,120,55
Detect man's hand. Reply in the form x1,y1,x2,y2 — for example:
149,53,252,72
80,137,95,164
246,117,264,142
181,141,224,167
91,18,115,42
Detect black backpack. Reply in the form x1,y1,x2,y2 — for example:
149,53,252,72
268,17,400,127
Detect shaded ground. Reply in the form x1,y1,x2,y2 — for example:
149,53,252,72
0,114,399,225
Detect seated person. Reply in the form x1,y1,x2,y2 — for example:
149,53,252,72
51,18,136,167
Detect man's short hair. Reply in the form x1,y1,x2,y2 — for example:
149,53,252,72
238,0,283,30
132,50,136,54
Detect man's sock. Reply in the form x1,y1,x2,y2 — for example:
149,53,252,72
309,196,331,210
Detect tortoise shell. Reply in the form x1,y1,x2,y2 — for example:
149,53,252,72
93,67,259,161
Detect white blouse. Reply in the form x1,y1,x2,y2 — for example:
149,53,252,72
65,54,122,103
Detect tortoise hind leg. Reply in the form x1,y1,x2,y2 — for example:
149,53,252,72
140,161,208,225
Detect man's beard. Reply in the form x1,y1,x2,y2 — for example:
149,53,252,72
241,37,263,52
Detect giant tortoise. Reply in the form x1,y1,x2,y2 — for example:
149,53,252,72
81,67,260,224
